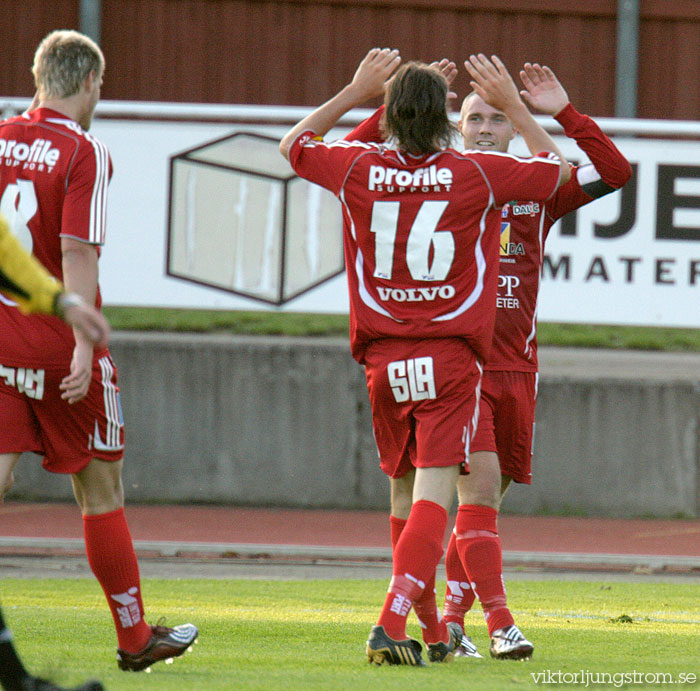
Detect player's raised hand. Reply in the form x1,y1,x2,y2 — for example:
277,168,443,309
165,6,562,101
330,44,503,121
351,48,402,101
280,47,400,160
519,63,570,115
430,58,459,103
464,54,522,113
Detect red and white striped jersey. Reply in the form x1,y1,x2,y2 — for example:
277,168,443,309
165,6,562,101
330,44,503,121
346,105,633,371
289,130,561,363
0,107,112,365
483,104,632,372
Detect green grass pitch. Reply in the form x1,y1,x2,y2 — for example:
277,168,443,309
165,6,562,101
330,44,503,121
3,578,698,690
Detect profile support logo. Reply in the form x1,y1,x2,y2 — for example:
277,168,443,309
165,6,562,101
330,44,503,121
0,138,60,171
368,164,453,192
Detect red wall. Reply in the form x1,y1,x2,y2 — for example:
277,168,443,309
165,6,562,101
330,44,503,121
2,0,699,119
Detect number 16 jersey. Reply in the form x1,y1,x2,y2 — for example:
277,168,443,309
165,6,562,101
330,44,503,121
288,131,561,364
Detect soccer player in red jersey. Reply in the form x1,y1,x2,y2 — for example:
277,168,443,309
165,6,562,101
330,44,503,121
441,63,632,661
280,48,570,665
0,30,198,673
0,212,107,691
348,61,632,661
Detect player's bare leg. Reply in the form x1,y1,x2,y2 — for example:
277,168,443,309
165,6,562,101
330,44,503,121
71,456,124,515
0,452,20,505
457,452,503,510
390,470,414,521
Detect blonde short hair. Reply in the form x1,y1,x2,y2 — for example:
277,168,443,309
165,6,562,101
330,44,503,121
32,30,104,99
459,91,479,120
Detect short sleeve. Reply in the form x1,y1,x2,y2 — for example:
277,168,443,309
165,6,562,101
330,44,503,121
61,135,111,245
289,130,373,196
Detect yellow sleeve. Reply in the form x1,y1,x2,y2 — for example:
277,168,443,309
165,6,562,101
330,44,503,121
0,213,64,316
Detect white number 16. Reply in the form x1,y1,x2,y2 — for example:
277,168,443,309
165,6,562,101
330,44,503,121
370,200,455,281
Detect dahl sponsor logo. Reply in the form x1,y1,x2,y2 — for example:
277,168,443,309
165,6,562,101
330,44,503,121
511,201,540,216
0,138,60,171
368,164,453,192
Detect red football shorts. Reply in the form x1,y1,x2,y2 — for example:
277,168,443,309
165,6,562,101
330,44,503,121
364,337,483,479
0,352,125,473
470,369,537,484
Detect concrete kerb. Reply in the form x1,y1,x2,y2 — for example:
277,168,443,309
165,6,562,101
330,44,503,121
1,536,699,574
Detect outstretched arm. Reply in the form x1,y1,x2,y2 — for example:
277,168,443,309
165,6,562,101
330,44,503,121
520,63,632,214
279,48,401,160
465,53,571,186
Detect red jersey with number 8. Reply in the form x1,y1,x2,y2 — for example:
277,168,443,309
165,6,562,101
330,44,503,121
0,107,111,366
289,131,561,363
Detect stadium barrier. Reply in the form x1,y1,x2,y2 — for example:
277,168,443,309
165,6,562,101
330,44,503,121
11,334,699,519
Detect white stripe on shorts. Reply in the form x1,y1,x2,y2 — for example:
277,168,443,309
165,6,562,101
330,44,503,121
98,356,123,449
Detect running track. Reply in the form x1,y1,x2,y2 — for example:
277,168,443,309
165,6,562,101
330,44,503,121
1,502,698,574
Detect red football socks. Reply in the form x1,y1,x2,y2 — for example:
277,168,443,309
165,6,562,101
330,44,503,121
443,530,476,626
390,514,449,645
454,504,514,635
83,508,151,652
378,500,447,641
389,514,406,551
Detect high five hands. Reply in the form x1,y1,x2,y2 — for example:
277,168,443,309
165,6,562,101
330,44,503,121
464,53,524,113
351,49,566,117
519,62,570,115
464,54,569,115
350,48,402,101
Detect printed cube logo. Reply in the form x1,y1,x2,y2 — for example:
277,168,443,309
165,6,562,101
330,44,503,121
110,587,141,628
167,132,344,305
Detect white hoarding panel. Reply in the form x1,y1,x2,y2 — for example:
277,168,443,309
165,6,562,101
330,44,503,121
64,108,697,326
